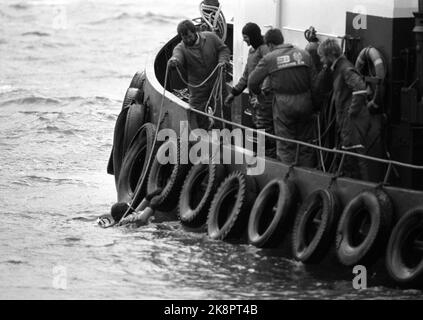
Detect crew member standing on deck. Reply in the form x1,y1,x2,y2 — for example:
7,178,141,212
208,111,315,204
316,39,370,180
248,28,316,167
168,20,231,130
225,22,276,158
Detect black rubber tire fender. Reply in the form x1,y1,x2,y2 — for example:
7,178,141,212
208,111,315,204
292,189,341,264
129,71,146,90
123,103,146,154
248,179,297,248
147,139,191,213
178,163,226,228
207,171,257,241
122,88,143,110
107,147,115,175
386,208,423,286
336,188,394,267
111,107,130,185
117,123,156,206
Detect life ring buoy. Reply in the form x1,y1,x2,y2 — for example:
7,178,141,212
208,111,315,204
292,189,340,264
248,179,297,248
147,139,191,213
178,162,226,229
355,46,386,114
117,123,157,206
386,208,423,286
207,171,257,241
336,189,394,267
129,71,146,90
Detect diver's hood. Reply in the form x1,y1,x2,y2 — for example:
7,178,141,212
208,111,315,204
242,23,264,49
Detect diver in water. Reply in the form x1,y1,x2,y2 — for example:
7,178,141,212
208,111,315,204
168,19,231,130
225,22,276,158
98,189,163,228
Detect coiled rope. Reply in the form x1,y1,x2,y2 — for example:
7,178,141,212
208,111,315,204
176,63,226,128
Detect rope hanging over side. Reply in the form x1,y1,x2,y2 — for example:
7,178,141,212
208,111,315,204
120,64,172,221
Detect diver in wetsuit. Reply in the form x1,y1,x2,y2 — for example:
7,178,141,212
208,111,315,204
225,22,276,158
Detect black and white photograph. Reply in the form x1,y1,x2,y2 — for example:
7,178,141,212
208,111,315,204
1,0,423,303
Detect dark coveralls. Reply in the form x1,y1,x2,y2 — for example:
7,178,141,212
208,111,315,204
172,31,231,130
248,44,316,167
316,56,371,180
231,44,276,158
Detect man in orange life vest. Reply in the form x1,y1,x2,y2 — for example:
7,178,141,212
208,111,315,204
248,28,316,167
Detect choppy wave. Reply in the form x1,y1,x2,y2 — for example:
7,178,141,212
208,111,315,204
0,94,117,107
9,3,29,10
12,175,86,186
21,31,50,37
89,11,183,25
0,10,12,18
0,95,60,106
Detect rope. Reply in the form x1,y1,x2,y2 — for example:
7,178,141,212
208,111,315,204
185,106,423,171
175,64,221,88
120,64,171,221
171,63,423,171
316,113,326,173
199,2,227,42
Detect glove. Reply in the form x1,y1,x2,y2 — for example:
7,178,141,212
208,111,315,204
225,93,235,107
367,100,381,115
168,57,179,68
261,87,272,97
218,61,227,72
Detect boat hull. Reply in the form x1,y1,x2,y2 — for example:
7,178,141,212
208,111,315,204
126,31,423,289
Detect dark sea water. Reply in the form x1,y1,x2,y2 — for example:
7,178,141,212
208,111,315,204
0,0,422,300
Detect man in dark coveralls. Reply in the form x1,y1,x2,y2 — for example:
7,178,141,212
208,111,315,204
168,20,231,130
316,39,370,180
248,28,316,167
224,22,276,158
